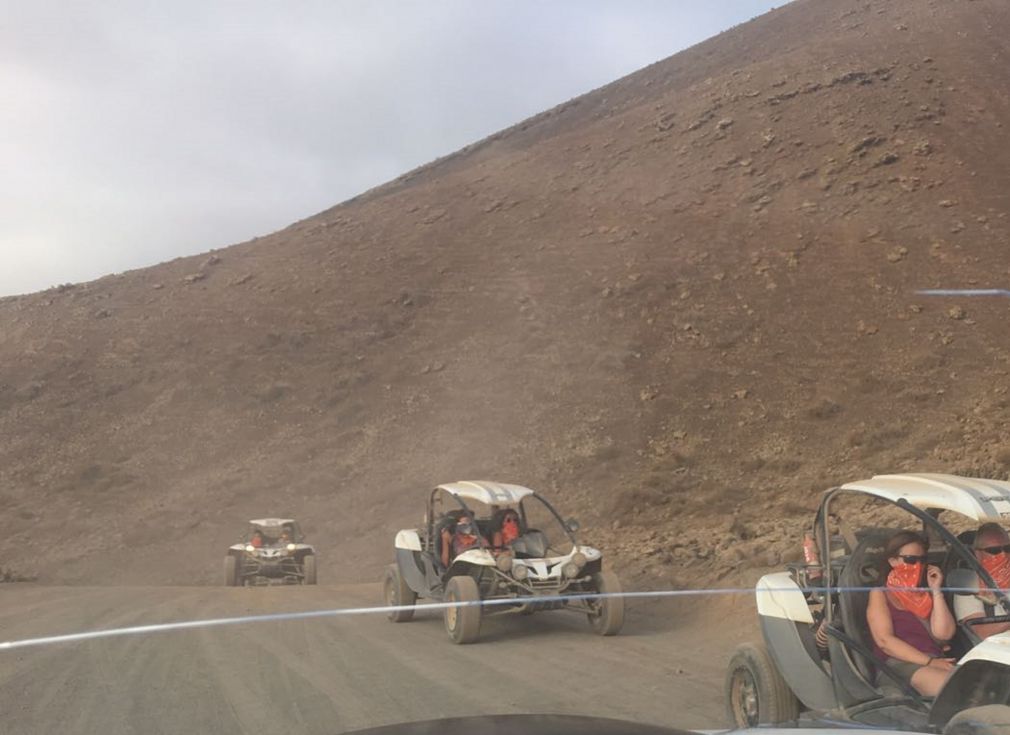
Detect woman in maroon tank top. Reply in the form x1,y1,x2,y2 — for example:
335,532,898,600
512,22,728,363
867,530,957,696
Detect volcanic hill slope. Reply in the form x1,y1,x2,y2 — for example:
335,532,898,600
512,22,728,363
1,0,1009,586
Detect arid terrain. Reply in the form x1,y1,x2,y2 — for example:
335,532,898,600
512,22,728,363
3,1,1010,732
1,0,1009,591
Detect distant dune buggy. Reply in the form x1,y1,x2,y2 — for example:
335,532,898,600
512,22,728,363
726,473,1010,734
385,480,624,644
224,518,317,586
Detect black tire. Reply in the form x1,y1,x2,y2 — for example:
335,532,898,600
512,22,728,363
587,570,625,636
384,564,417,622
444,575,481,644
944,706,1010,735
302,554,317,585
725,642,800,728
224,555,238,586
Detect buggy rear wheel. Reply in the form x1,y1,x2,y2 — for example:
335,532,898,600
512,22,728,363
725,642,799,727
444,575,481,644
944,705,1010,735
384,564,416,622
302,554,317,585
587,570,624,635
223,555,239,586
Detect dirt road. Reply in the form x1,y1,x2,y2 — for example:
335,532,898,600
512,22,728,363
0,583,753,734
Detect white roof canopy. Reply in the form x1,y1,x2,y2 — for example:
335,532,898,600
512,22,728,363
437,481,534,507
839,473,1010,521
249,518,295,526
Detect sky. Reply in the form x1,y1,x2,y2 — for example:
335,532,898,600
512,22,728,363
1,1,774,297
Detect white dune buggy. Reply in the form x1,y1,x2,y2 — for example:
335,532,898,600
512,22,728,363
384,481,624,644
224,518,317,586
726,473,1010,734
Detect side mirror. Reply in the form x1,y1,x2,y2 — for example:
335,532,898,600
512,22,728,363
566,518,580,533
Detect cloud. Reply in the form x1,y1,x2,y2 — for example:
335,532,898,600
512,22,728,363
0,0,772,296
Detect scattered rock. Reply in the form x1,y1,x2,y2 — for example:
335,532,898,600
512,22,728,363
151,283,164,290
229,274,254,287
851,135,886,154
182,273,206,284
732,389,749,400
421,208,447,224
655,113,676,131
938,199,957,208
857,320,879,336
947,306,966,320
204,254,222,267
886,247,909,263
875,151,900,166
94,309,111,319
640,387,659,402
716,117,735,130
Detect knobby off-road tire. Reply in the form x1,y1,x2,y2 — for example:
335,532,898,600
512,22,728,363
444,575,481,644
587,570,625,636
725,642,800,728
302,554,317,585
223,555,239,586
384,564,417,622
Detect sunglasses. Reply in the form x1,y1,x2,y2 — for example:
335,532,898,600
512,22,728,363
898,555,928,564
977,544,1010,556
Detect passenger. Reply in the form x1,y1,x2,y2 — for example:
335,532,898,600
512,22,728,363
250,530,264,548
954,522,1010,639
867,530,957,697
492,510,521,550
440,513,484,567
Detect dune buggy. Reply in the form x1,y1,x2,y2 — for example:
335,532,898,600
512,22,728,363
224,518,317,586
384,480,624,644
726,473,1010,734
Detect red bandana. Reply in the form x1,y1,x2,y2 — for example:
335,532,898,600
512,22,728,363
982,552,1010,593
502,518,520,545
887,562,933,619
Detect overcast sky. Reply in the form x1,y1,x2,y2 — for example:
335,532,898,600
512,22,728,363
1,1,773,297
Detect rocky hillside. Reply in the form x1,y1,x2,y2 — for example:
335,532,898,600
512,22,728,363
2,0,1008,585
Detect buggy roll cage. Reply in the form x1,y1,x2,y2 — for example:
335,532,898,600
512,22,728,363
423,487,579,556
814,487,1010,628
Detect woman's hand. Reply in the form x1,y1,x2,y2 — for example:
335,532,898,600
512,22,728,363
929,657,957,672
926,564,944,592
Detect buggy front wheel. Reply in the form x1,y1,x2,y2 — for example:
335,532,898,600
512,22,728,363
223,555,239,586
302,554,317,585
587,571,624,635
383,564,417,622
444,575,481,644
725,642,799,727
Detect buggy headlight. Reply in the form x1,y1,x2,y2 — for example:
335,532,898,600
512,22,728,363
496,554,512,572
563,552,587,579
245,545,255,553
513,563,529,580
286,543,296,552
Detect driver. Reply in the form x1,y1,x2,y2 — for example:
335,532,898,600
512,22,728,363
250,530,264,548
867,530,956,697
441,513,484,567
953,522,1010,639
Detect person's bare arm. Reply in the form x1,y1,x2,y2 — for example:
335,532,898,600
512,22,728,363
926,565,957,641
440,529,451,567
